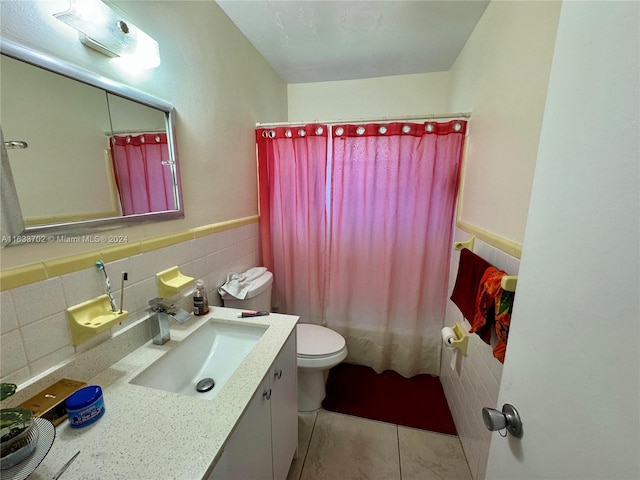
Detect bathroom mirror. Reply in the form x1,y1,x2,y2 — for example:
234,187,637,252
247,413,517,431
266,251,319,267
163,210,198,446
0,39,184,246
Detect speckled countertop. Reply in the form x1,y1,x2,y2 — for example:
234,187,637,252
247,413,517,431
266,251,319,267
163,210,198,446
28,307,298,480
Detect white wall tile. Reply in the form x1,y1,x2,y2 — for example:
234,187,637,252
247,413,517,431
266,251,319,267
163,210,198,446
441,232,518,480
21,312,72,362
103,258,133,292
111,284,139,317
11,278,66,327
506,255,520,275
128,248,176,285
174,239,197,266
30,345,75,377
1,225,261,388
74,330,112,354
130,253,159,284
1,367,30,386
203,232,224,254
150,246,178,275
190,236,207,259
0,291,18,332
473,240,496,267
61,267,106,308
110,310,139,335
133,277,159,311
0,329,28,377
189,256,209,284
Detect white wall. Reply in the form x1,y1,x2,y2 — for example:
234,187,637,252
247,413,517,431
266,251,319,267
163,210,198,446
441,3,561,478
2,55,115,219
0,0,287,269
288,71,450,121
487,1,640,478
448,1,561,245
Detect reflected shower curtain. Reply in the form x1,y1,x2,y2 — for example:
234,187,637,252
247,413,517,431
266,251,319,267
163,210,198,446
326,122,466,377
257,125,328,324
110,133,174,215
257,121,466,377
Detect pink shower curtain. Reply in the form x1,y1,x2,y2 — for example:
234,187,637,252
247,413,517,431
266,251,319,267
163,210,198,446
325,121,466,376
257,120,466,377
257,125,328,324
110,133,174,215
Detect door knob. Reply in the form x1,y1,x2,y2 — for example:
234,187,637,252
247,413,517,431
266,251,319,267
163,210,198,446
482,403,523,438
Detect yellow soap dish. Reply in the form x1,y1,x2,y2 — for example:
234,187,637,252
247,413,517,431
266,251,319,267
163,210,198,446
156,266,195,299
67,294,128,345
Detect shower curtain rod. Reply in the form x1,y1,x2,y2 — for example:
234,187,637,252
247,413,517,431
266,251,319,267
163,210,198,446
104,129,166,136
256,112,471,128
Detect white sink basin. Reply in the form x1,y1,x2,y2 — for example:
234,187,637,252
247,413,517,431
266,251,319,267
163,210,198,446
130,319,267,400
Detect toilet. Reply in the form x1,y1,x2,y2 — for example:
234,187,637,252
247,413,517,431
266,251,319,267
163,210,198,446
221,269,347,412
295,323,347,411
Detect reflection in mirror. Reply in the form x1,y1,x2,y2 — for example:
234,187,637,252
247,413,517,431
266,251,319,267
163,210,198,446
0,39,183,246
3,55,115,226
107,94,177,216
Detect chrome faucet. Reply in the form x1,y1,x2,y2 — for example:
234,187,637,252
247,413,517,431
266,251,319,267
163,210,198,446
146,298,191,345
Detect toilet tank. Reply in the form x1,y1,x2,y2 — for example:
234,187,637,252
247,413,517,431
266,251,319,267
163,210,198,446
221,270,273,312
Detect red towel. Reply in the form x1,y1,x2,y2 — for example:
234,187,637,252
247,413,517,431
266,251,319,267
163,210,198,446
450,248,493,344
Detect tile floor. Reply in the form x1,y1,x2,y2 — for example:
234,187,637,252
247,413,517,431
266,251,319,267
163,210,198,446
287,409,472,480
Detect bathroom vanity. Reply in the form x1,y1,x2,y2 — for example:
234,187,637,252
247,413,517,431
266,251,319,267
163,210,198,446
208,332,297,480
27,307,298,479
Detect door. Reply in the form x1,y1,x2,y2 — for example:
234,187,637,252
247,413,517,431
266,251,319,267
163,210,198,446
270,331,298,480
220,375,273,480
486,2,639,479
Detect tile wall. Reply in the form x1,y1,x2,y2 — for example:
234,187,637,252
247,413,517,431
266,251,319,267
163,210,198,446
0,223,261,388
440,227,521,480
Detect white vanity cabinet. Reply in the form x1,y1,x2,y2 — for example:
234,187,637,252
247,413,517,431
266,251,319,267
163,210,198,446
268,330,298,479
209,331,298,480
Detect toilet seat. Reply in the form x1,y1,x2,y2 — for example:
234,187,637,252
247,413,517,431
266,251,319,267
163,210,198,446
297,324,345,357
296,324,348,370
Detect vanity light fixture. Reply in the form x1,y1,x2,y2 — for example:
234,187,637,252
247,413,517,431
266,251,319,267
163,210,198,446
53,0,160,69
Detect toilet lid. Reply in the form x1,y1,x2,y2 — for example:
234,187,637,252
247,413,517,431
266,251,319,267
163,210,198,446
297,324,346,357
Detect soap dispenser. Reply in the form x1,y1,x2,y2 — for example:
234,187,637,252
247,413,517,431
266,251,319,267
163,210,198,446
193,280,209,316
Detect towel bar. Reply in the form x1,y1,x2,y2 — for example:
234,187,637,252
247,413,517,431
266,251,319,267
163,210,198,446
453,236,475,251
501,276,517,292
454,236,517,291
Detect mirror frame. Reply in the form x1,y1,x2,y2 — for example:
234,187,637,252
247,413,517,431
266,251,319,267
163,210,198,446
0,38,184,246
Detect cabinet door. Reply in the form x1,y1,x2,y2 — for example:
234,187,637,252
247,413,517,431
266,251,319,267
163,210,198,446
221,375,273,480
207,449,229,480
270,331,298,480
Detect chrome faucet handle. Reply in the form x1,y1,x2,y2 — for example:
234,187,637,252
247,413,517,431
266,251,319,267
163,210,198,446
147,297,174,312
147,298,191,324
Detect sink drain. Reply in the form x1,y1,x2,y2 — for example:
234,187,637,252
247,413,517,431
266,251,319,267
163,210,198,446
196,378,215,393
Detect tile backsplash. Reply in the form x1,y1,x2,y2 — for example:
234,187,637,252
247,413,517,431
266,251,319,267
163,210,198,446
0,223,261,388
440,227,520,480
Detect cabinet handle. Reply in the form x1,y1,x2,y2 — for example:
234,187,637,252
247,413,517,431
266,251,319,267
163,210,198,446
263,388,272,400
274,369,283,380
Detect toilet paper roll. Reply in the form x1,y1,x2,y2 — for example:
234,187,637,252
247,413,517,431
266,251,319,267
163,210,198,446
441,327,457,348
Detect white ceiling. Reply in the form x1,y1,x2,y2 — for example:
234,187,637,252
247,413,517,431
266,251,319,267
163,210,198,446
216,0,490,84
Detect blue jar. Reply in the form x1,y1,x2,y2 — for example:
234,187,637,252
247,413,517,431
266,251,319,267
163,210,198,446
66,385,105,428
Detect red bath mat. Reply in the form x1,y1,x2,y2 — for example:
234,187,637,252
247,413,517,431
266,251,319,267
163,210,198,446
322,363,457,435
